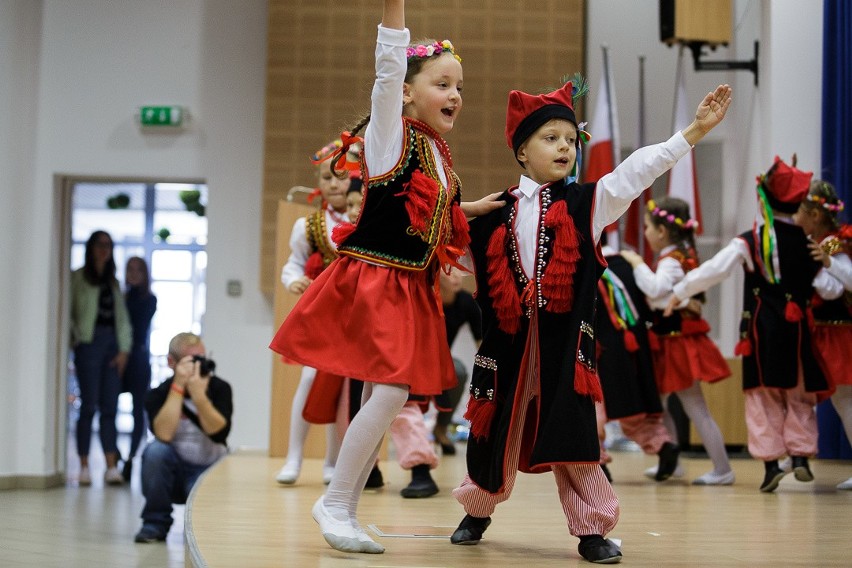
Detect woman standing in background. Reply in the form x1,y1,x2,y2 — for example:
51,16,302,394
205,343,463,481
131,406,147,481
70,230,132,485
122,256,157,482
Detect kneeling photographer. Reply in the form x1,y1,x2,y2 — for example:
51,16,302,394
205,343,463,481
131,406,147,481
134,332,233,543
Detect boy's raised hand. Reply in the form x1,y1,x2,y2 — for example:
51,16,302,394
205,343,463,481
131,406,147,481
682,84,732,145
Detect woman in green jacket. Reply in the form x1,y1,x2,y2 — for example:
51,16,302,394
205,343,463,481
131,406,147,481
70,230,132,485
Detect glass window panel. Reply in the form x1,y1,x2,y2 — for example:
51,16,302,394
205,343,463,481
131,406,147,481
151,250,193,281
72,210,146,243
150,281,195,350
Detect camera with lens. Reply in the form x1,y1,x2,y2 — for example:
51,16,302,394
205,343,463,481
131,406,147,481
192,355,216,377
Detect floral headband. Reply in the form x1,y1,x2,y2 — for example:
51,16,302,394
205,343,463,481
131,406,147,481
806,191,845,214
406,40,461,63
647,199,699,230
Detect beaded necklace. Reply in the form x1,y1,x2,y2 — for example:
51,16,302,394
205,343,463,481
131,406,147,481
506,185,554,315
408,118,453,169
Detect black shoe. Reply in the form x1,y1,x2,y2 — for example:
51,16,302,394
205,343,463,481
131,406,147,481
759,461,788,493
655,442,680,481
450,514,491,545
364,465,384,489
791,456,814,482
121,458,133,483
440,442,457,455
578,535,622,564
600,464,613,483
400,465,439,498
134,525,168,543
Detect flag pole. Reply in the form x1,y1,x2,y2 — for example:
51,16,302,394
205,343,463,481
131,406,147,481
637,55,647,260
601,45,620,238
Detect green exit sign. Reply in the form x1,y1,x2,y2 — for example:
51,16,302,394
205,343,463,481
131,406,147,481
139,106,183,126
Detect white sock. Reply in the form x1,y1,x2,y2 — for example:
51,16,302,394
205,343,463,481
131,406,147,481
283,366,317,465
324,382,408,519
677,383,732,474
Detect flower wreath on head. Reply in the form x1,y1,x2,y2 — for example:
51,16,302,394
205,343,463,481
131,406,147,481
406,40,461,62
647,199,699,230
806,190,845,214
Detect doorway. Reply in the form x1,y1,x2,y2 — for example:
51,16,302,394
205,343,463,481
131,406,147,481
65,178,208,485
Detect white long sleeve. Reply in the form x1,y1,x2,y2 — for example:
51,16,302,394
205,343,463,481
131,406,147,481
633,255,685,310
363,24,408,179
825,251,852,291
592,131,692,241
281,217,310,288
672,237,752,300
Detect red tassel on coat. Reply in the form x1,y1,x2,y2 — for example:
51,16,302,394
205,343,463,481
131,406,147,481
541,200,580,313
397,169,438,235
734,337,753,357
464,397,496,441
785,300,804,322
331,221,356,246
623,329,639,352
449,202,471,251
486,225,521,334
304,252,325,280
574,363,603,402
647,332,661,351
806,307,815,330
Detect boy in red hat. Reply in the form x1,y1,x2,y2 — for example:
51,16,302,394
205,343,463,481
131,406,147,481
665,156,829,493
450,80,732,563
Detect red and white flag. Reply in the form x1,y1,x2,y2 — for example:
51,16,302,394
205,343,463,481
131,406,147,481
667,49,703,233
585,48,621,247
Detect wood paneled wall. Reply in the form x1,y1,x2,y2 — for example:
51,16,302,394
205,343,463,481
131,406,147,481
260,0,585,293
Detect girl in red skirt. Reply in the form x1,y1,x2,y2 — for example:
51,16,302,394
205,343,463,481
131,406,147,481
793,180,852,490
621,196,734,485
269,0,499,554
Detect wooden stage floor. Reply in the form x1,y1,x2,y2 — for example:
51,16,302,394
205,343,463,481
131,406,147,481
186,448,851,567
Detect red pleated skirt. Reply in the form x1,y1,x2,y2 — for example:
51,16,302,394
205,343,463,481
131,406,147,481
652,333,731,394
811,323,852,388
269,256,457,396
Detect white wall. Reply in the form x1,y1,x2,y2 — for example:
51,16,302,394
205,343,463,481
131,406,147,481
0,0,824,479
0,0,270,480
588,0,822,352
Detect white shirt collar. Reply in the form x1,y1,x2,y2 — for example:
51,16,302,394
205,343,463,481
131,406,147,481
515,175,542,198
659,244,677,256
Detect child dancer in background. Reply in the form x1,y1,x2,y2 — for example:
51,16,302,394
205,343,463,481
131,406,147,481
275,140,356,486
793,180,852,490
270,0,499,553
621,197,734,486
451,76,731,564
596,238,681,483
665,157,829,492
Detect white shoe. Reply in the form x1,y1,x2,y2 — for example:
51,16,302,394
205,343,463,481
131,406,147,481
275,461,300,485
78,466,91,486
352,521,385,553
836,477,852,490
311,497,362,553
644,463,685,480
692,470,735,486
104,467,124,485
322,465,335,485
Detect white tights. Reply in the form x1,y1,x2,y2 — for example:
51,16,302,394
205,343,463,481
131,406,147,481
324,382,409,521
285,366,341,468
663,382,732,474
831,385,852,442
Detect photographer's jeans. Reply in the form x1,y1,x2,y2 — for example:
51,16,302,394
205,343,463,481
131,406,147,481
74,325,121,457
139,440,209,533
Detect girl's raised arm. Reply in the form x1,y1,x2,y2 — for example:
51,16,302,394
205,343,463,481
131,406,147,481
383,0,404,30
